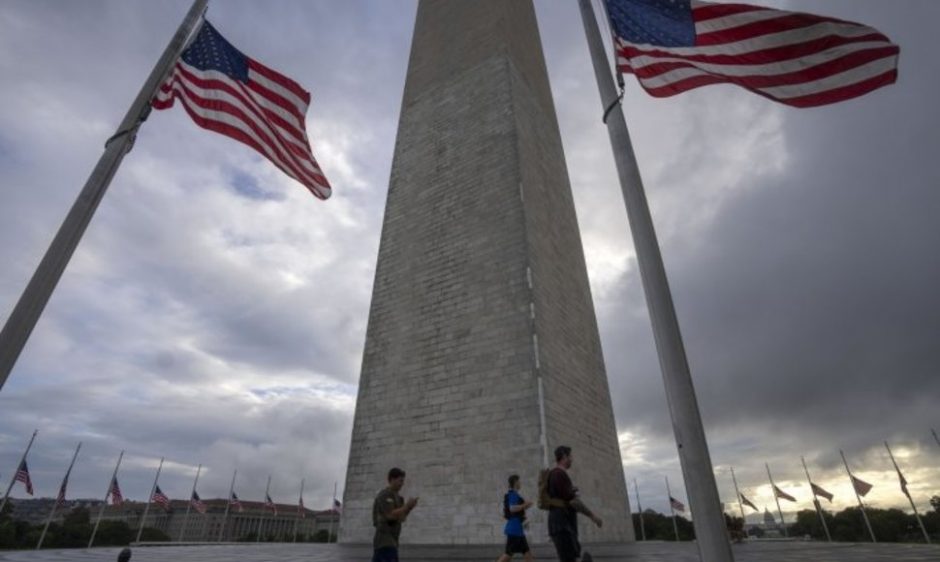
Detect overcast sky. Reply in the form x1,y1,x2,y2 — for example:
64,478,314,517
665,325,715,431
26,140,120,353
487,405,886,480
0,0,937,523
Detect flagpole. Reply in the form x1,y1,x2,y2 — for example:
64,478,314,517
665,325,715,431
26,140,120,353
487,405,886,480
884,442,930,544
257,475,271,542
576,2,731,559
177,464,201,542
800,456,831,542
0,0,209,393
88,450,124,549
0,429,37,515
135,457,164,544
729,467,747,529
218,469,237,542
37,441,81,549
293,478,304,542
665,476,680,542
932,428,940,450
326,481,339,543
839,450,876,543
764,464,788,538
634,479,646,541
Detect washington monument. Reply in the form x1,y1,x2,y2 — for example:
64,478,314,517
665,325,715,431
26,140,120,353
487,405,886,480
340,0,634,544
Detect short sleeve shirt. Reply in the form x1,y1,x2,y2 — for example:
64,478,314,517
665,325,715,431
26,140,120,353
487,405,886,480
504,489,526,537
547,468,578,536
373,487,404,548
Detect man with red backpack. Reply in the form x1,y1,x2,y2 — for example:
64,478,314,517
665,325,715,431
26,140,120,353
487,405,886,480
543,445,603,562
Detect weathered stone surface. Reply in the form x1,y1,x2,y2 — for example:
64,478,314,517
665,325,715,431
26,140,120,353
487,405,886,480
340,0,632,544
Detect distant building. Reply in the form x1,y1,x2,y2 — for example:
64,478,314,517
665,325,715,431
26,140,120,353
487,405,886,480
8,498,339,542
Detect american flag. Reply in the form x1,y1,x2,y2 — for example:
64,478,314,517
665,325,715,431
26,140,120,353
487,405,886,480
109,477,124,506
669,496,685,512
606,0,899,107
897,472,910,499
230,491,244,513
739,493,758,511
298,496,305,519
191,490,207,514
264,493,278,515
332,499,342,514
810,482,834,502
14,460,33,495
153,20,331,199
772,484,796,502
152,485,171,510
851,475,873,497
56,477,69,506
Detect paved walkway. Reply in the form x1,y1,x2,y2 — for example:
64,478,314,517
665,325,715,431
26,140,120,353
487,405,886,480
0,541,938,561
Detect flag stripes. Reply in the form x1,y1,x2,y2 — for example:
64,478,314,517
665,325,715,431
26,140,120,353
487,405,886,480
608,0,899,107
14,460,33,495
152,485,171,510
109,477,124,506
153,20,331,199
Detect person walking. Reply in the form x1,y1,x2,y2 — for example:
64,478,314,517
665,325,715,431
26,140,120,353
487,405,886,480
497,474,534,562
546,446,602,562
372,467,418,562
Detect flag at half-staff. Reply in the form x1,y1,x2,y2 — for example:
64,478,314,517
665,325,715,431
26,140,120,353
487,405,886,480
851,475,873,497
230,491,244,513
773,485,797,503
14,460,33,495
153,20,331,199
191,490,207,514
605,0,900,107
298,495,305,519
332,498,343,514
265,493,278,515
885,441,930,544
810,482,834,502
739,493,758,511
153,485,171,511
109,477,124,506
669,496,686,512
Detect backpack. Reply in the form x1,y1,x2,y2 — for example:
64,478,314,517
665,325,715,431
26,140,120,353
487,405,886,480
537,468,568,510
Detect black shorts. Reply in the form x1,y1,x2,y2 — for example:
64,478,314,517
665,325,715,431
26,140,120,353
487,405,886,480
372,546,399,562
505,535,530,555
550,530,581,562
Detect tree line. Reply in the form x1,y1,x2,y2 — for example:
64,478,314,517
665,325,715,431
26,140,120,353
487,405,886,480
632,496,940,543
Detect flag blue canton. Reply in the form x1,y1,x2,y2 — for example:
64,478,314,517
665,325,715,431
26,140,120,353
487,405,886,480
181,21,249,81
606,0,695,47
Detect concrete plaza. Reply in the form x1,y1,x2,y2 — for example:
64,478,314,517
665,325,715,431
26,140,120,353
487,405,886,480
1,541,938,562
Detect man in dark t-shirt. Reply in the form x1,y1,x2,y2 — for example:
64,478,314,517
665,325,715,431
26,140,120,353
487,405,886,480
547,446,602,562
372,467,418,562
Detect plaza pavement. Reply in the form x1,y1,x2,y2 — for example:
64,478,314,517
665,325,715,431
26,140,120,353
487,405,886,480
1,541,938,562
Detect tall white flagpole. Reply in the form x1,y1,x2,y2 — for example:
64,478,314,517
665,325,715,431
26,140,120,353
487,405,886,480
0,429,37,515
576,2,732,559
178,464,201,542
839,450,876,543
136,457,164,544
257,475,271,542
37,442,81,549
884,442,930,544
88,450,124,549
0,0,209,393
218,469,237,542
800,456,831,542
665,476,680,542
764,464,788,538
293,478,304,542
729,467,747,528
634,478,646,541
